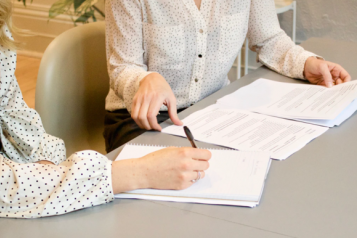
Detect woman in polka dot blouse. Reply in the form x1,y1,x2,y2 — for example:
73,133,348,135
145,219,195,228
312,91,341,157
0,0,211,218
104,0,351,152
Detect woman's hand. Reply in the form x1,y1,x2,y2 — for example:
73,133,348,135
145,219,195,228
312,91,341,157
304,57,351,87
131,73,183,131
111,147,211,194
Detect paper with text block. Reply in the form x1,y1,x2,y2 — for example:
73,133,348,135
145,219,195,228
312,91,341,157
294,99,357,127
114,144,271,207
217,79,357,123
162,105,328,160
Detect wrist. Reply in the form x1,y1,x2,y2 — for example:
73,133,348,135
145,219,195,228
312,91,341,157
304,56,316,78
139,72,161,86
111,158,149,194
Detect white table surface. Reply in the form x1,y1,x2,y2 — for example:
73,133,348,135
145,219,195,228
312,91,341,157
1,38,357,238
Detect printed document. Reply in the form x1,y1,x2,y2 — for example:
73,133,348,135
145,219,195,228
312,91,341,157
295,99,357,127
114,144,271,207
217,79,357,123
162,105,328,160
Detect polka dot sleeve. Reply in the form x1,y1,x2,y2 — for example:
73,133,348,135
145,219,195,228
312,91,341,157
105,0,154,112
248,0,320,80
0,24,66,165
0,150,114,218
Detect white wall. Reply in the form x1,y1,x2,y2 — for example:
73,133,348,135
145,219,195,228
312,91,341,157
279,0,357,43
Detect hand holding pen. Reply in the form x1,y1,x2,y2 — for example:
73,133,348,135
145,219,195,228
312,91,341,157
183,126,204,183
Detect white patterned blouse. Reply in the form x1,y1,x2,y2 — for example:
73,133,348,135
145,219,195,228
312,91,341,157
0,25,114,218
105,0,317,112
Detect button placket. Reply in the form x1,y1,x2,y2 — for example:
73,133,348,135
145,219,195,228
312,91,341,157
189,21,207,104
183,0,208,105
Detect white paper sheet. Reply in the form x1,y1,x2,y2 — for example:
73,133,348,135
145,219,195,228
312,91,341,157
162,105,328,160
217,78,357,120
114,144,271,207
294,99,357,127
115,193,258,207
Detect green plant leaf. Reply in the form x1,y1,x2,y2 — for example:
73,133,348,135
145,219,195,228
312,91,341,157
75,10,95,23
92,5,105,17
49,0,73,19
48,0,102,25
74,0,86,11
20,0,26,6
76,0,98,13
19,0,33,6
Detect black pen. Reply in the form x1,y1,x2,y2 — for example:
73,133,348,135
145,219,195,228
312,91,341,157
183,126,197,148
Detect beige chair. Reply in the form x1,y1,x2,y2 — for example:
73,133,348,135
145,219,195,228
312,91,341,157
36,22,108,156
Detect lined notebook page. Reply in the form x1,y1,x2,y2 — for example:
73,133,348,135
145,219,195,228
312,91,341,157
115,145,271,202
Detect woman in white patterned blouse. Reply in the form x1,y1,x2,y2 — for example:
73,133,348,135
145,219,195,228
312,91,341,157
0,0,211,218
104,0,351,152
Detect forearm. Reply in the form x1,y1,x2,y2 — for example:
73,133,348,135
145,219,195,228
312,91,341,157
248,0,318,79
0,151,114,218
111,147,211,193
257,32,318,79
106,0,153,111
29,133,66,165
109,65,154,112
111,159,149,194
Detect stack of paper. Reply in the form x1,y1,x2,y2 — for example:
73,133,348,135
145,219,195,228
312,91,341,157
162,104,328,160
115,144,272,207
217,78,357,127
163,79,357,160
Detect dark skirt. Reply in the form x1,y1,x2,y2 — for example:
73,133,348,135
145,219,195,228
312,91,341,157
103,108,186,153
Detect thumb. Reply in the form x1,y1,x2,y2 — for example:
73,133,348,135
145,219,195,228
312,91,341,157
167,96,183,126
320,62,334,88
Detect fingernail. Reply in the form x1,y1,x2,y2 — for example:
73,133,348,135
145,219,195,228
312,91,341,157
327,82,333,88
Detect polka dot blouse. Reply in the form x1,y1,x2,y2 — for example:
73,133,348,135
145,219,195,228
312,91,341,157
105,0,318,113
0,25,114,218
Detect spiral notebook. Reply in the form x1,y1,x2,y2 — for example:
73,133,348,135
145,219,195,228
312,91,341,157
114,144,272,207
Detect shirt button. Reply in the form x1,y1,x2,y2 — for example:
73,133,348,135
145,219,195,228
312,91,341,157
195,78,198,82
199,29,203,34
198,54,202,58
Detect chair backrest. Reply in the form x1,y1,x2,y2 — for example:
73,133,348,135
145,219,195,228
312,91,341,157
36,22,109,156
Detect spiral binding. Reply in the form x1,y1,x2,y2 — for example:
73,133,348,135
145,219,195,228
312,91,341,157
127,143,236,151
